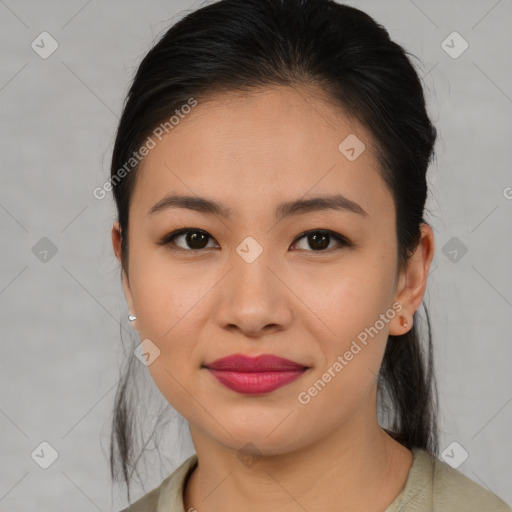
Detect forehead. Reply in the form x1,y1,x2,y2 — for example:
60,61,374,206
131,85,394,224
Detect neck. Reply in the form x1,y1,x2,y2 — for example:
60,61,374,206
183,392,413,512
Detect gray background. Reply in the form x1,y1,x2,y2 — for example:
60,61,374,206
1,0,511,510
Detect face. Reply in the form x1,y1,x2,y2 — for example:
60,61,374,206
112,85,428,456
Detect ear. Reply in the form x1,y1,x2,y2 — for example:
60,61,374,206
112,220,136,327
389,223,435,336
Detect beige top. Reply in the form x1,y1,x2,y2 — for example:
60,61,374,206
120,448,511,511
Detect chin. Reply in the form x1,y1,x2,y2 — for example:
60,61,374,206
215,425,301,456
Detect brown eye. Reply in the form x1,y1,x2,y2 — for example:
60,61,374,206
183,231,209,249
292,230,350,252
159,229,218,251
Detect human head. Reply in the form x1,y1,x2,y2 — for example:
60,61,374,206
108,0,438,499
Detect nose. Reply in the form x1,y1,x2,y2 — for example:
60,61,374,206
213,247,293,338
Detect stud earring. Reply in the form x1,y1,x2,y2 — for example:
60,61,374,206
128,314,137,322
399,316,408,329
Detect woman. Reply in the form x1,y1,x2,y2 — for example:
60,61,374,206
108,0,512,510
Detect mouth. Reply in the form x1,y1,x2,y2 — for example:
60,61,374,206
203,354,309,395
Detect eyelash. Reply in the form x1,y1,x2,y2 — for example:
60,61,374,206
157,228,352,253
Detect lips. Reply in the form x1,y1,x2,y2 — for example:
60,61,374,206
205,354,307,372
204,354,308,394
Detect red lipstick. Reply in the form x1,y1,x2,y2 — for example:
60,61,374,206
204,354,308,394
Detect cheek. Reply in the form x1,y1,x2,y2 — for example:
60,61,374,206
296,296,390,424
291,258,394,339
129,255,211,340
130,265,211,415
146,357,200,424
291,262,394,400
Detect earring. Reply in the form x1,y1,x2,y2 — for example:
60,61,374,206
128,314,137,322
399,316,408,329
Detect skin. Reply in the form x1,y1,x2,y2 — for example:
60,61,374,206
112,84,435,512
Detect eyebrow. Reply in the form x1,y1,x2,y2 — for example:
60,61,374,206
147,193,369,220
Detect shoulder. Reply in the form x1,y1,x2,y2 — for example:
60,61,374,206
429,450,512,511
119,453,198,512
392,448,511,511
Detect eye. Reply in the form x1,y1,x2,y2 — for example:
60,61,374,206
158,228,351,253
290,230,351,252
158,228,219,251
